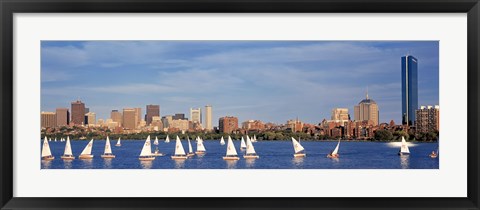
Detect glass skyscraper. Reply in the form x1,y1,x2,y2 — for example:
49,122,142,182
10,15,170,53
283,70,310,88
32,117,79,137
401,55,418,126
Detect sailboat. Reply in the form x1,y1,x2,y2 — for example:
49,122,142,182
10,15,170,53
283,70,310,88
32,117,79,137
115,137,121,147
41,136,55,160
49,137,52,142
79,139,94,159
165,135,170,143
171,136,188,159
223,136,240,160
291,137,306,157
187,137,195,157
138,135,155,161
220,136,225,145
398,136,410,156
327,139,340,158
240,137,247,150
243,135,259,159
101,136,115,159
429,149,438,158
153,136,164,157
54,137,57,142
61,136,75,160
195,136,206,155
252,135,257,143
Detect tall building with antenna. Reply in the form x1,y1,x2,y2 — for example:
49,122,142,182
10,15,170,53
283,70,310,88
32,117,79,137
354,89,379,126
401,55,418,126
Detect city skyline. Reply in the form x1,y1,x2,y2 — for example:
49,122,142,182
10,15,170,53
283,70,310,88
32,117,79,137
41,41,439,125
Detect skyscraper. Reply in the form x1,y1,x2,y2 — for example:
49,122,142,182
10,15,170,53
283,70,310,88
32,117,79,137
190,108,202,123
111,110,122,126
205,105,212,131
145,105,160,125
354,92,379,126
71,100,85,125
41,112,56,128
402,55,418,126
415,105,440,133
55,108,69,127
123,108,137,130
134,108,142,126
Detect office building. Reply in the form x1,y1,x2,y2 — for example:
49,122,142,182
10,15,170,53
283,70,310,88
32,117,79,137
41,112,56,128
402,55,419,126
331,108,350,123
173,113,187,120
219,116,238,133
205,105,213,131
416,105,440,133
85,112,96,126
55,108,69,127
190,108,202,123
354,92,379,126
134,108,142,126
123,108,137,130
71,100,85,125
111,110,122,127
145,105,160,125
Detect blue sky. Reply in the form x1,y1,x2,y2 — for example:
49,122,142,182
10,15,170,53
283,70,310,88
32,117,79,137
41,41,439,126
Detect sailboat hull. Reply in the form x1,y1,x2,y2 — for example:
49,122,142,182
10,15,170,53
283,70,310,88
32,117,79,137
223,156,240,160
429,154,438,158
398,152,410,156
115,144,121,147
61,155,75,160
294,153,306,157
152,152,165,157
243,155,259,159
171,155,188,160
101,154,116,159
139,156,155,161
187,153,195,157
327,154,339,158
42,156,55,160
79,154,94,159
195,151,205,155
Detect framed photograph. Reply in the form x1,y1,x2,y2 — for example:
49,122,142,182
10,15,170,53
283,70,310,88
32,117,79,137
1,0,479,209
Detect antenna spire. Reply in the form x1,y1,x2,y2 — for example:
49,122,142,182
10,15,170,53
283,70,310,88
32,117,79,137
366,86,369,99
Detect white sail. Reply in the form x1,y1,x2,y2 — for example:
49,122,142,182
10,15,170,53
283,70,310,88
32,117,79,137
226,136,238,156
240,137,246,149
116,137,121,146
253,135,257,142
139,135,152,156
245,135,257,155
174,136,186,155
165,135,170,143
400,136,410,153
42,136,53,157
49,138,52,142
54,137,57,142
104,136,113,154
154,136,159,145
187,137,193,153
291,137,305,154
220,136,225,145
332,139,340,155
63,136,73,156
80,139,94,155
197,138,206,152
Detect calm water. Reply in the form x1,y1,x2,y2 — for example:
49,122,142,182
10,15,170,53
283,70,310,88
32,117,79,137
41,140,439,169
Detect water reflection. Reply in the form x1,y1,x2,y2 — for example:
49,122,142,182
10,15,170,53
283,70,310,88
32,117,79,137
292,157,304,168
103,159,112,169
400,155,410,169
41,160,52,169
225,160,238,169
245,159,256,168
140,160,153,169
80,159,93,169
173,159,186,169
63,159,73,169
330,157,340,167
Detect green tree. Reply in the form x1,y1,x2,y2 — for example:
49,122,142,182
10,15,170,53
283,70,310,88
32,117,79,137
374,130,393,141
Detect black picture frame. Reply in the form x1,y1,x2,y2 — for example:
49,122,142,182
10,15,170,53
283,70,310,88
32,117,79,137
1,0,479,209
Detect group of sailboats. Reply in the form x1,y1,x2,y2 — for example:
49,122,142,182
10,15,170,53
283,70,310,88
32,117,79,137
222,135,259,160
